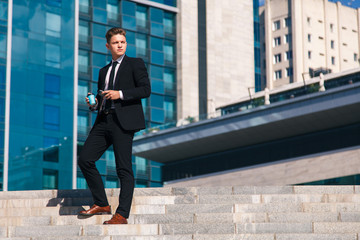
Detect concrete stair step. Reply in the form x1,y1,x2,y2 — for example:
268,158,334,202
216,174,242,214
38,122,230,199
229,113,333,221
3,193,360,210
0,234,358,240
10,222,360,238
4,211,360,227
1,186,359,201
1,186,360,239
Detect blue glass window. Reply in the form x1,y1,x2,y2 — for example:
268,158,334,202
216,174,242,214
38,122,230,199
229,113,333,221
122,0,136,16
126,45,136,58
136,33,147,57
107,0,119,21
150,37,163,51
43,136,59,148
92,67,100,81
105,177,119,188
126,30,135,45
43,137,59,162
78,110,89,135
151,22,164,38
0,65,5,89
150,94,164,108
79,20,90,44
78,50,89,73
151,50,164,65
150,166,161,182
93,52,107,68
164,40,175,63
150,8,163,23
151,79,164,94
164,96,176,121
79,0,89,14
93,0,106,9
44,105,60,131
105,149,115,167
93,8,107,24
150,65,163,79
93,37,107,54
43,169,58,189
122,15,136,31
0,2,8,21
77,176,88,189
46,0,61,8
149,0,176,7
44,74,60,99
46,12,61,38
136,5,148,28
135,156,147,175
0,34,6,59
164,68,175,92
92,23,107,38
46,43,61,68
151,108,164,123
0,98,5,122
164,12,175,35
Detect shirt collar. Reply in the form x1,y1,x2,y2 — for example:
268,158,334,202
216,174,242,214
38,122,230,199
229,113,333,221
112,54,125,64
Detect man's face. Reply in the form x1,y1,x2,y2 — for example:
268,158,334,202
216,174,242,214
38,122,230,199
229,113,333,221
106,34,127,59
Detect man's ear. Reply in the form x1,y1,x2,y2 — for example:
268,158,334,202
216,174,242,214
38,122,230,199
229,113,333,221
106,43,109,50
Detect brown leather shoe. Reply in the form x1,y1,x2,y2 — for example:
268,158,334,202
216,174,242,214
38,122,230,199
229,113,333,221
79,204,111,216
103,213,128,224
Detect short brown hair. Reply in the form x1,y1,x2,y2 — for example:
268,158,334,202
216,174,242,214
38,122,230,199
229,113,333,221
105,28,126,43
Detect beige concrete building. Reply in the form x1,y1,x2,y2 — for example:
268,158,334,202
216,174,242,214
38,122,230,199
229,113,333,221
177,0,255,121
260,0,360,89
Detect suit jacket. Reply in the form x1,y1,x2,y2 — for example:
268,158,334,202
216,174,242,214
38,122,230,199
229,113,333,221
94,55,151,131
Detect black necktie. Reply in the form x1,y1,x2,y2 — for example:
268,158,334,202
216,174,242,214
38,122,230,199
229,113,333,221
105,61,118,110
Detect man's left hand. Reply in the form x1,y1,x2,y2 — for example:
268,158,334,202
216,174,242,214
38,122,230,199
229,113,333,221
102,90,120,100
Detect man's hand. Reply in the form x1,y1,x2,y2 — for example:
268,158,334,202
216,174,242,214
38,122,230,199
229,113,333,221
102,90,120,100
85,93,98,107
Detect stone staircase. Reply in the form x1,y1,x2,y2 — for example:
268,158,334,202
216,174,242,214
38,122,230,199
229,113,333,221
1,186,360,240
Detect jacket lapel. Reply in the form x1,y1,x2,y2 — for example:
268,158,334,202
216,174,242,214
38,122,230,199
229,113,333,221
101,62,112,91
114,55,128,88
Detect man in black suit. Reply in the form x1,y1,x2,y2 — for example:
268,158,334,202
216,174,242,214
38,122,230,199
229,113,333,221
78,27,150,224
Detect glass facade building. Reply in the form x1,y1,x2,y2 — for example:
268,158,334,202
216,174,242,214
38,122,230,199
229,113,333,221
1,0,75,191
253,0,262,92
0,0,8,190
0,0,177,191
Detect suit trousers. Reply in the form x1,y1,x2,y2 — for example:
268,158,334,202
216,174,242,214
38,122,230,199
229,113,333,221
78,112,135,218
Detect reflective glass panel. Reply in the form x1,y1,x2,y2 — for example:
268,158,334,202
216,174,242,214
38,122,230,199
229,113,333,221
79,20,89,43
150,37,163,51
151,108,164,123
46,12,61,37
0,34,6,59
44,105,60,130
136,5,147,28
150,8,163,23
136,33,147,57
44,74,60,99
0,2,8,21
45,43,61,68
150,94,164,108
43,169,58,189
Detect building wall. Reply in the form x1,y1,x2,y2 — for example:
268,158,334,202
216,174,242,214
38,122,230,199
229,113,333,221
165,146,360,187
176,0,199,120
177,0,255,120
261,0,360,90
206,0,255,113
